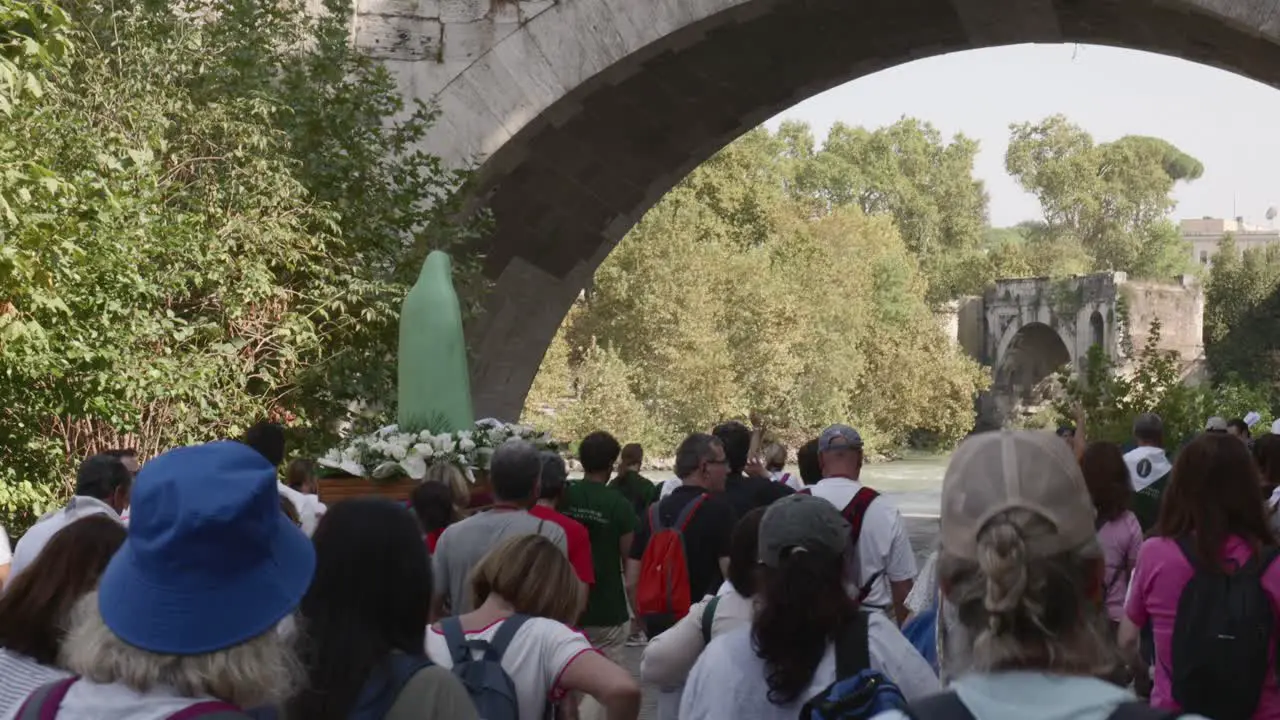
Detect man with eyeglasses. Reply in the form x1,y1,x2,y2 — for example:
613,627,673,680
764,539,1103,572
626,432,735,636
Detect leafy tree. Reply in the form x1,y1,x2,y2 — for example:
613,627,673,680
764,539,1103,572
1204,236,1280,393
786,119,990,303
0,0,481,532
1054,320,1272,452
1006,115,1201,280
522,128,988,455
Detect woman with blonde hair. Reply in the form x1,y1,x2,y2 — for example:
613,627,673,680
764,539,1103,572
426,534,641,720
11,442,314,718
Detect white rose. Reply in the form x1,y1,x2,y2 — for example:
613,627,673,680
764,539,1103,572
401,454,427,480
419,430,434,441
432,433,454,452
458,437,476,452
413,443,436,458
387,443,407,461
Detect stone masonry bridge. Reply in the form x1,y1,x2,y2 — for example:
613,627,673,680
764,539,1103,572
947,273,1205,426
348,0,1280,419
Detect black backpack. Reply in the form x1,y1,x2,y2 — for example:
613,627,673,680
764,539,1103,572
1169,535,1280,720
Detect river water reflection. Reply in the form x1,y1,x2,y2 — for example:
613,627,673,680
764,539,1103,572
629,449,950,518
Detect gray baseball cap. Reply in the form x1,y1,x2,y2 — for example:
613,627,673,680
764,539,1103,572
758,494,850,567
1205,416,1229,432
818,424,863,452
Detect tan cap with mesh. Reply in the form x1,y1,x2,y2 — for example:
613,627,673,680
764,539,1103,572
940,430,1096,561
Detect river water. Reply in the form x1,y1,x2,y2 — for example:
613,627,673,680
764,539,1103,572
636,449,950,518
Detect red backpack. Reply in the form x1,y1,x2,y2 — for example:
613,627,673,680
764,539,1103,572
635,494,708,636
799,486,883,603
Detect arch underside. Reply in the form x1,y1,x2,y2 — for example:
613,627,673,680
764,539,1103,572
995,322,1072,405
461,0,1280,419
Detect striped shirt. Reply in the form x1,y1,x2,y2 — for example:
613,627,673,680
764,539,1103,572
0,648,70,718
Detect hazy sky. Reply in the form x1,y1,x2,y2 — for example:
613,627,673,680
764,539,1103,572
767,44,1280,229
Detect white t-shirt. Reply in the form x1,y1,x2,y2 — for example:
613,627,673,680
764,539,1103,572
679,614,940,720
9,497,121,582
769,471,804,492
277,482,326,536
659,477,682,500
0,648,70,718
807,477,918,610
426,616,596,720
0,677,215,720
0,525,10,566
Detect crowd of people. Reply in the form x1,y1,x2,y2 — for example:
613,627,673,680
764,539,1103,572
1,411,1280,719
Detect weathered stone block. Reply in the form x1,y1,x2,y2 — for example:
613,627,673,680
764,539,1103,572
519,0,555,22
356,14,442,60
442,19,497,63
492,0,520,24
440,0,490,23
358,0,441,17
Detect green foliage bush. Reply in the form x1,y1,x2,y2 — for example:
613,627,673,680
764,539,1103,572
1053,320,1272,452
0,0,483,533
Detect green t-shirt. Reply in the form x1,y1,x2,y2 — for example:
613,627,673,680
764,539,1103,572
562,480,638,627
608,469,659,518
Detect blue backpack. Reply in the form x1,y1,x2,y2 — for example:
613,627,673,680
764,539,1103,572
901,600,939,674
441,614,529,720
800,612,909,720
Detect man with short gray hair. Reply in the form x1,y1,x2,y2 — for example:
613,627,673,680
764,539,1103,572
626,433,735,636
431,439,568,617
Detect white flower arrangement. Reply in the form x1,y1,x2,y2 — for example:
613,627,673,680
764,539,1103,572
317,418,561,483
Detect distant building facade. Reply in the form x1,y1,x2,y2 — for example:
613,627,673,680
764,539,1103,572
1182,217,1280,268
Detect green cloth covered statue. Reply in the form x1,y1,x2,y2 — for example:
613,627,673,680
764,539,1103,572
397,251,474,433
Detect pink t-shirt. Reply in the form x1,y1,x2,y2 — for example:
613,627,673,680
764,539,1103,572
1125,535,1280,716
1097,511,1142,621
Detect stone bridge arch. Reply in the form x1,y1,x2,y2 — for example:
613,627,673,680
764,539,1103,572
356,0,1280,418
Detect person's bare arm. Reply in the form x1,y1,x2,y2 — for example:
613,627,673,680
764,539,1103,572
890,579,914,626
748,411,765,463
559,652,641,720
0,563,9,589
718,557,730,579
625,558,641,598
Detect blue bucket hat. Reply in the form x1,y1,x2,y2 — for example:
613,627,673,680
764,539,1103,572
98,441,316,655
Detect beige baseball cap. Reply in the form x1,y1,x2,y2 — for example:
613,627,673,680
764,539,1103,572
940,430,1095,561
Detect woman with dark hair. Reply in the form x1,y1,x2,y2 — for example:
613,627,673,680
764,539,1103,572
285,458,317,495
609,443,657,519
0,515,125,714
679,495,938,719
642,508,766,689
287,498,476,720
410,479,461,553
1080,442,1142,633
1254,433,1280,536
1120,432,1280,717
